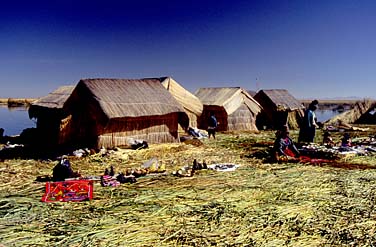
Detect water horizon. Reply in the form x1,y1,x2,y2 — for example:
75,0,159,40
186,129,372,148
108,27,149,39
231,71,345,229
0,106,35,136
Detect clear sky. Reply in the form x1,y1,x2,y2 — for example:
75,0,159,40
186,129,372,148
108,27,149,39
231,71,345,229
1,0,375,99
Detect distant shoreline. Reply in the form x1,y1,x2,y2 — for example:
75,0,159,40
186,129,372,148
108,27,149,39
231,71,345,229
300,99,370,104
300,98,375,111
0,98,37,107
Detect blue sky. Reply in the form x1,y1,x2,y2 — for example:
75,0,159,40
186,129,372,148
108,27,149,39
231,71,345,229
1,0,375,99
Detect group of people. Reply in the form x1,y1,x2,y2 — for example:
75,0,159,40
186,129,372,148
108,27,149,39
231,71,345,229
204,100,353,162
272,99,357,162
273,100,321,161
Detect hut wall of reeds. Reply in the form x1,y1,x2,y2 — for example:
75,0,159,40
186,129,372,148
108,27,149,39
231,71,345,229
195,87,261,131
160,77,203,129
253,89,304,130
64,78,187,149
356,101,376,124
28,85,75,146
97,114,179,148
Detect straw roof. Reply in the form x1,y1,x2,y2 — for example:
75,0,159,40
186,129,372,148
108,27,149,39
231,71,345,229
29,85,75,119
195,87,262,115
30,85,75,109
69,78,186,119
254,89,304,111
326,99,375,125
160,77,203,116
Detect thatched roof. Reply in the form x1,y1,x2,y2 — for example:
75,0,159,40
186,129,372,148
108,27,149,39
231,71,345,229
160,77,203,116
69,78,185,119
29,85,75,119
31,85,75,109
325,99,375,125
195,87,262,115
254,89,304,111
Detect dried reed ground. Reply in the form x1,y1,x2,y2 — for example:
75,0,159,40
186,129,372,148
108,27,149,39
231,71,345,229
1,130,376,246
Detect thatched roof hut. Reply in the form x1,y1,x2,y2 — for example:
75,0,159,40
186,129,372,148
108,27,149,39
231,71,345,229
160,77,203,128
356,101,376,124
253,89,304,130
195,87,262,131
325,99,375,125
28,85,75,146
63,78,187,149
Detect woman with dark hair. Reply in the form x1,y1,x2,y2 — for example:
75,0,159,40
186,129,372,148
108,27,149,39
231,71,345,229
273,125,300,161
299,100,319,143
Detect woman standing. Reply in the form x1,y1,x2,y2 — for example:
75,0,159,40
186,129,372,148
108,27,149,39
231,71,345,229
299,100,319,143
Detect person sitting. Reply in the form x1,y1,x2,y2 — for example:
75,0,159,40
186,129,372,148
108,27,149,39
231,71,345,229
273,125,300,162
341,133,352,147
52,156,80,181
323,131,335,147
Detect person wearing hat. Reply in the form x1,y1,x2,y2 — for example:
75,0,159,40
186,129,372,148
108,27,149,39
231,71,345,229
272,125,300,161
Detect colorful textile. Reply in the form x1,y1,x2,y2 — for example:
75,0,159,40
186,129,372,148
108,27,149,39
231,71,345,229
41,180,93,202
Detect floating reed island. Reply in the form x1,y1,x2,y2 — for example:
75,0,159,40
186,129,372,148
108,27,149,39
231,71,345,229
2,129,376,246
0,98,37,107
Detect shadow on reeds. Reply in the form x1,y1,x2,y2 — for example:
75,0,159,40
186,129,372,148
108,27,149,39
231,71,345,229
303,160,376,170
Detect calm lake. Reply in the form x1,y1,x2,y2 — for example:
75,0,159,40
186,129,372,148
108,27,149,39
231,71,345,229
0,106,35,136
315,109,340,123
0,107,340,136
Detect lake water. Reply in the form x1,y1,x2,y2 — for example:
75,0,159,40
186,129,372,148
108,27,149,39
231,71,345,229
0,107,340,136
315,109,340,122
0,106,36,136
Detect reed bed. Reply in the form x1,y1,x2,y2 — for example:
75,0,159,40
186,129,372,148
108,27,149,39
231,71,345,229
1,130,376,246
0,98,36,106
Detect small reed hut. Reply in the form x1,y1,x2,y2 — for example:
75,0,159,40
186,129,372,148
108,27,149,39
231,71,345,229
356,100,376,124
325,99,375,125
28,85,75,146
63,78,188,149
160,77,203,129
253,89,304,130
195,87,262,131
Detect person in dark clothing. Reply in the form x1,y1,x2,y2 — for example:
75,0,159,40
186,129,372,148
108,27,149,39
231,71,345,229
273,125,300,161
323,131,335,147
207,113,218,139
341,133,352,147
52,157,80,181
299,100,319,143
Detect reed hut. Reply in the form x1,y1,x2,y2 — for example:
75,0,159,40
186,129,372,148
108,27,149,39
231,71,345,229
325,99,375,125
195,87,262,131
63,78,187,149
28,85,75,146
160,77,203,128
253,89,304,130
356,100,376,124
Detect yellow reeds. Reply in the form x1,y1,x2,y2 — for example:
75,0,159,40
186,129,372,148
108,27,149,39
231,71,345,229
2,130,376,246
